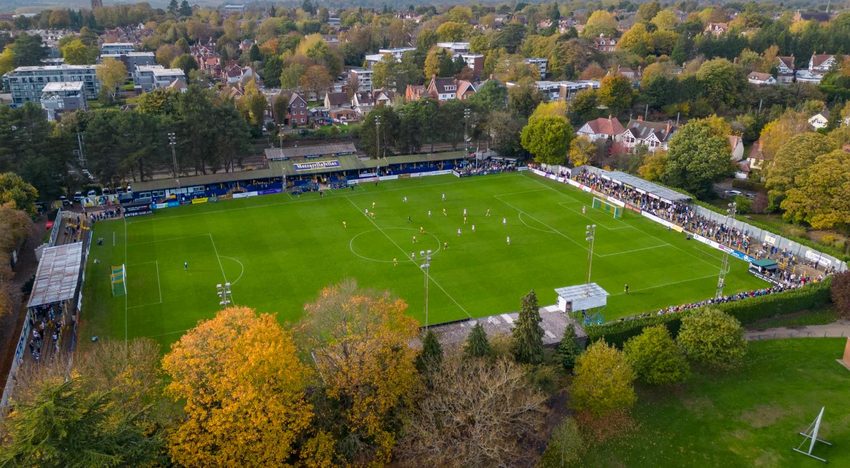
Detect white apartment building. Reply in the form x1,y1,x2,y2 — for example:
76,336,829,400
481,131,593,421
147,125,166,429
524,58,549,78
133,65,185,92
3,65,100,107
349,68,373,92
40,81,87,121
100,42,136,55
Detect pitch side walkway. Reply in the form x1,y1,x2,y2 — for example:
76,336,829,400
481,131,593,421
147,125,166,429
746,320,850,341
427,305,588,348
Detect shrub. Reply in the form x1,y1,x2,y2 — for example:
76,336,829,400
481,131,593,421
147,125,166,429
676,309,747,369
539,417,585,468
571,341,636,417
623,325,689,385
555,324,582,371
831,271,850,319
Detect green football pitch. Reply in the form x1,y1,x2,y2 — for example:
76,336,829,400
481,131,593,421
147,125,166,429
81,171,767,347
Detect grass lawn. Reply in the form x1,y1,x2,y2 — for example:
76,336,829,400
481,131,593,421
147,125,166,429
581,338,850,466
80,172,765,348
746,306,839,330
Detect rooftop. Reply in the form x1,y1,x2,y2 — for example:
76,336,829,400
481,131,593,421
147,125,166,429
582,166,691,203
42,81,85,92
265,142,358,160
27,242,83,308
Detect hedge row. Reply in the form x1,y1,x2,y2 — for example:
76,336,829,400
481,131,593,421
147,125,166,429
586,278,833,347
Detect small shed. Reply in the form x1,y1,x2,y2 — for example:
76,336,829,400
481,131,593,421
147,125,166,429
555,283,609,313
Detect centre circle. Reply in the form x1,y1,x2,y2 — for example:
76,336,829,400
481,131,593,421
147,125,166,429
349,228,442,263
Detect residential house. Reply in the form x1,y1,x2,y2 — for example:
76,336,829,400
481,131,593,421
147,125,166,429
592,34,617,53
576,116,625,142
808,110,830,130
425,76,475,101
796,54,836,84
747,72,777,85
324,92,350,109
619,118,677,153
353,88,394,115
747,139,769,171
223,63,257,86
704,22,729,36
777,55,796,83
728,135,744,160
287,93,308,127
190,42,221,76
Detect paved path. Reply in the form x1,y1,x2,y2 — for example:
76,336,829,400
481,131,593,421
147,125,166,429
746,320,850,341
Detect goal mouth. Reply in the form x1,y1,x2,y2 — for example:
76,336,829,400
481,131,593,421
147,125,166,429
591,197,623,218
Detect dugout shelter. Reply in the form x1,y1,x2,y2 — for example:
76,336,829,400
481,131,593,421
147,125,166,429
555,283,609,313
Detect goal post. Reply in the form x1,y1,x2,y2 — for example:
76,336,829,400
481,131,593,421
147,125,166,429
591,197,623,218
111,264,127,297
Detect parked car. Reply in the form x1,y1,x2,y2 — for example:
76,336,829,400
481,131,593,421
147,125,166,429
87,189,97,197
73,191,83,202
724,189,742,197
59,195,71,206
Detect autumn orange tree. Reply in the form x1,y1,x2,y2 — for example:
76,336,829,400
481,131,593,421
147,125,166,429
161,307,313,467
298,280,421,465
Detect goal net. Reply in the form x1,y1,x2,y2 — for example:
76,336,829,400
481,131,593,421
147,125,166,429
591,197,623,218
111,264,127,297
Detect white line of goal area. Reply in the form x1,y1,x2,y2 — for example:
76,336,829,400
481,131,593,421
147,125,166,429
606,273,719,298
344,195,473,320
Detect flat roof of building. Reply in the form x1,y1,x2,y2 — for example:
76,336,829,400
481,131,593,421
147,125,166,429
101,42,135,47
152,68,185,77
27,242,83,308
42,81,85,92
8,65,96,73
555,283,609,302
265,142,358,160
101,52,155,57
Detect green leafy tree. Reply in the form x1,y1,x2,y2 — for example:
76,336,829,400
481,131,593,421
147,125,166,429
581,10,618,38
677,309,747,370
696,58,747,111
764,132,834,208
96,58,127,101
179,0,192,17
661,119,733,198
571,340,636,417
623,325,689,385
10,33,47,67
520,115,572,165
568,137,596,167
782,150,850,231
0,379,163,466
262,55,283,87
467,80,508,112
170,54,198,76
555,324,582,370
597,74,634,116
464,322,493,358
507,79,542,118
60,38,98,64
0,172,38,215
540,417,585,468
416,329,444,374
618,23,653,57
511,290,545,364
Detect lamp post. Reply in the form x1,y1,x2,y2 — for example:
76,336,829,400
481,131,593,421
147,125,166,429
464,108,473,168
374,114,381,176
167,132,180,188
216,282,232,307
715,201,737,298
278,123,285,149
585,224,596,284
419,249,432,329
